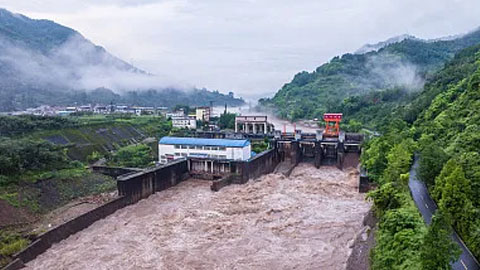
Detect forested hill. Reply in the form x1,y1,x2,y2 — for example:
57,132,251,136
0,9,244,111
260,27,480,121
414,44,480,260
361,43,480,268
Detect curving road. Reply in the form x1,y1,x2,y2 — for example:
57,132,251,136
409,158,480,270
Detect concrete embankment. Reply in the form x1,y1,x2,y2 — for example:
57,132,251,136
23,163,370,270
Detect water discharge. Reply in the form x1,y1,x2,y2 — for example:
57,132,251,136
25,164,370,270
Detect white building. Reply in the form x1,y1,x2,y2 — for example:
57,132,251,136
196,107,211,122
132,106,155,116
158,137,251,164
166,109,185,119
235,115,275,134
172,116,197,130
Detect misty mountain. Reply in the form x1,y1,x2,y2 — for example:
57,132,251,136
0,9,244,111
355,34,417,54
260,26,480,120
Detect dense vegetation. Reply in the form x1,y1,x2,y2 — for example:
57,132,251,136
260,28,480,125
362,120,461,270
0,115,77,137
217,112,236,130
0,137,72,185
362,122,424,269
361,43,480,268
412,45,480,259
107,144,154,168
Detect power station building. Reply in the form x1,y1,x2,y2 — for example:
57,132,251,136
158,137,251,164
234,115,275,134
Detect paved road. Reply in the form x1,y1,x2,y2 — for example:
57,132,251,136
409,158,480,270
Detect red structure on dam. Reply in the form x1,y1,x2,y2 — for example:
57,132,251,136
323,113,343,137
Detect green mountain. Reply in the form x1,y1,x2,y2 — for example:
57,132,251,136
260,27,480,122
412,43,480,259
361,43,480,266
0,9,244,111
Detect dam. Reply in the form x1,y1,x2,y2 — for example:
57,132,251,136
4,131,369,270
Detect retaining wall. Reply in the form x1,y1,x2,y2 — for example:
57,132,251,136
235,147,281,183
210,174,239,192
117,159,190,204
4,196,129,270
91,165,143,178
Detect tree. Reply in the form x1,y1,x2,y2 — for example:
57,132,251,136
420,211,461,270
383,141,413,184
432,159,459,202
345,119,362,132
367,182,405,216
438,166,474,237
470,221,480,258
457,152,480,208
372,207,425,270
361,137,391,181
418,138,448,187
218,113,236,130
109,144,153,168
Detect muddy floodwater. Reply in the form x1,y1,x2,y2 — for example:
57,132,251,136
26,164,370,270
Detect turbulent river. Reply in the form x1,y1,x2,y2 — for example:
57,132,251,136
25,164,370,270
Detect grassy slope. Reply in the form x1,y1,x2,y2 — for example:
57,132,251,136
28,115,168,161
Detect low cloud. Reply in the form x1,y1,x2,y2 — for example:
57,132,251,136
0,33,189,92
366,53,425,90
1,0,480,97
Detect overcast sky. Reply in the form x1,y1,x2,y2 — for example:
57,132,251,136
1,0,480,100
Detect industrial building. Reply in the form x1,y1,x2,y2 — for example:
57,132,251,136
196,107,211,122
158,137,251,164
235,115,275,134
172,116,197,130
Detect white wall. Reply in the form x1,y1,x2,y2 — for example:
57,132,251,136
158,143,251,164
172,119,196,129
243,144,252,160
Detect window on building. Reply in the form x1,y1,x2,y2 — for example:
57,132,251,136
189,146,195,149
174,145,180,149
219,147,226,151
181,153,187,157
219,155,227,159
204,146,211,150
211,147,218,151
175,153,180,156
181,145,188,149
196,146,203,150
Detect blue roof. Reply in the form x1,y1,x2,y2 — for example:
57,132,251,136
159,137,250,148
